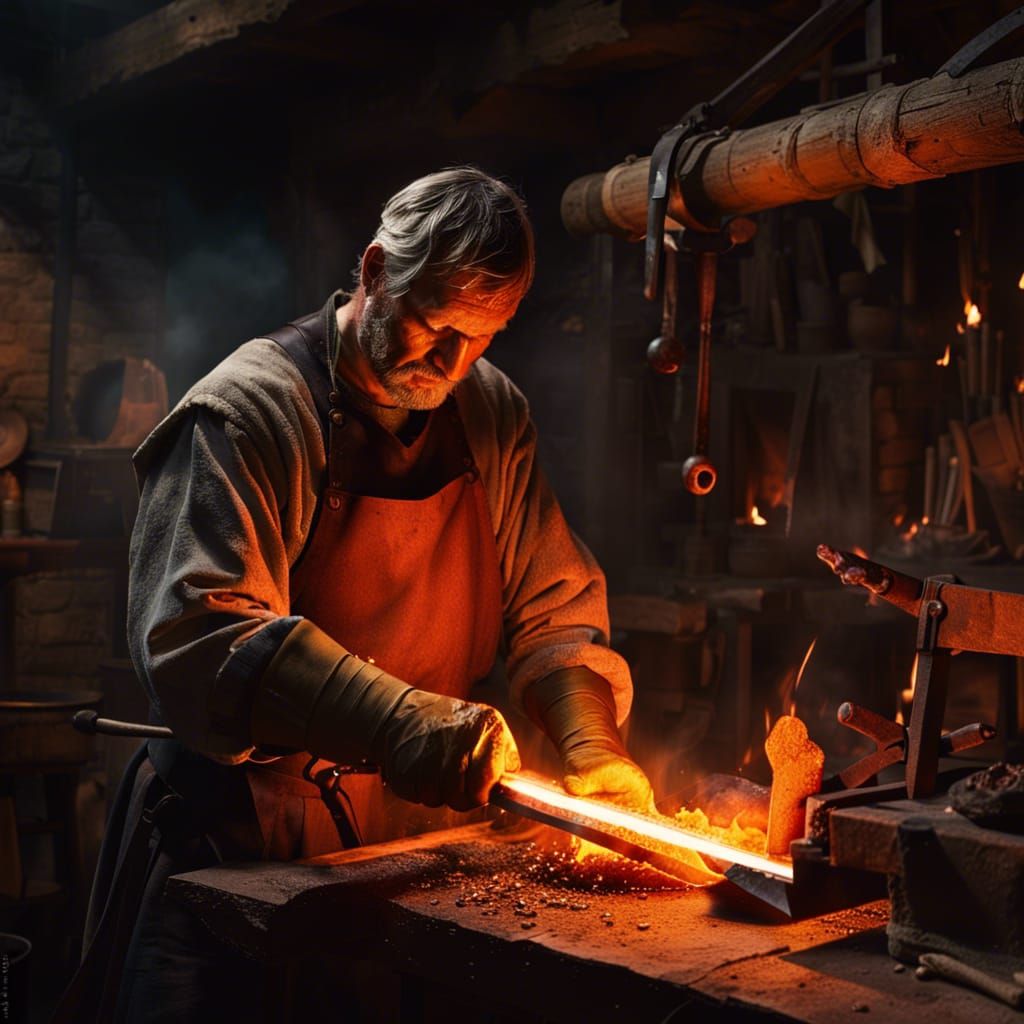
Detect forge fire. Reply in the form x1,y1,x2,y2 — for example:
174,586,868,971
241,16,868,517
2,2,1024,1022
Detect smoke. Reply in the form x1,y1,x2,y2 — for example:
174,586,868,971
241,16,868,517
164,183,291,402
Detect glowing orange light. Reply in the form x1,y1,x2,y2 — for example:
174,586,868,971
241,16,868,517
965,301,981,327
1016,376,1024,396
851,546,869,558
901,521,919,541
901,653,919,706
750,505,767,526
956,323,966,335
936,344,950,367
1018,271,1024,290
498,773,793,880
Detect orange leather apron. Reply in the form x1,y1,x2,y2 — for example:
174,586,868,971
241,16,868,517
248,385,504,855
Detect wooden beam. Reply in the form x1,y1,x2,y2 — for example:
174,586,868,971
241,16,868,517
53,0,362,107
561,56,1024,237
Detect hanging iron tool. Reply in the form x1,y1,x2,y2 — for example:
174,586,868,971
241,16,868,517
646,234,683,375
642,0,871,494
678,219,755,495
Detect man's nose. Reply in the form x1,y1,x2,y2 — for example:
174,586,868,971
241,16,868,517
432,335,472,381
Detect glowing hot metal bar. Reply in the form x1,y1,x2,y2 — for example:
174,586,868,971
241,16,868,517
492,773,794,883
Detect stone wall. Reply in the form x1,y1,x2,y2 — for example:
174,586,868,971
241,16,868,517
0,66,164,690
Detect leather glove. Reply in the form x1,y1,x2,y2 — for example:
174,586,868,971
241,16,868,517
524,667,654,811
249,620,520,811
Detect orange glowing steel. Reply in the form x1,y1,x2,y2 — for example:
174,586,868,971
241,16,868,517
965,301,982,327
497,774,794,880
936,344,950,367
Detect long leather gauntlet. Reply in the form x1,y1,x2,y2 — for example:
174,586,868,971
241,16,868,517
249,619,519,809
524,666,653,809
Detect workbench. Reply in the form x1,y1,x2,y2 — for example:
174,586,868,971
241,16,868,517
167,820,1021,1023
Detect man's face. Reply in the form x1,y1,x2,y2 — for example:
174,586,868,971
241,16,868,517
358,272,523,410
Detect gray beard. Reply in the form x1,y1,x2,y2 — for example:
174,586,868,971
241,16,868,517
359,301,456,411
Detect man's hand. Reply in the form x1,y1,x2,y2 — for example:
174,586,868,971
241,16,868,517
525,667,655,813
562,742,654,811
376,691,520,811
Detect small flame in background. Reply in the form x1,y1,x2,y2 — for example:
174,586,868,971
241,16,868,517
936,344,950,367
901,521,920,542
1015,375,1024,396
851,546,869,559
895,653,919,726
750,505,767,526
1018,271,1024,290
965,300,982,327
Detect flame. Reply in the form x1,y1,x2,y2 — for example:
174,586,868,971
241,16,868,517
936,344,950,367
851,546,869,558
673,808,767,856
750,505,767,527
738,745,753,770
901,521,919,542
965,301,981,327
956,323,966,335
892,511,905,528
1016,376,1024,395
1018,271,1024,290
894,708,904,726
901,653,918,706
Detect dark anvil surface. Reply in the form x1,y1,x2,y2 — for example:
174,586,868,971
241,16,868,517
167,821,1021,1023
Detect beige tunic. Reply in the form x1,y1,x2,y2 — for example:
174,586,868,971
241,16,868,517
128,337,632,762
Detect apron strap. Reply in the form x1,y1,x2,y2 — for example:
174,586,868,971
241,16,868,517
263,313,332,444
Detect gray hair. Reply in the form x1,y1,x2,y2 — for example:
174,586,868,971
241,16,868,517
365,167,535,299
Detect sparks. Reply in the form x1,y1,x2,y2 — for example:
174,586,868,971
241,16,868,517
936,344,950,367
794,638,817,693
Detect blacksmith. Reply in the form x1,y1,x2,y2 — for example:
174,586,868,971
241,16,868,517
67,167,652,1021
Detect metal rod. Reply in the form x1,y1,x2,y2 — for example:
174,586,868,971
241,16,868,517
72,709,173,739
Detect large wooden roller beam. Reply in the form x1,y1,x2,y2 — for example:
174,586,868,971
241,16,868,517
561,58,1024,237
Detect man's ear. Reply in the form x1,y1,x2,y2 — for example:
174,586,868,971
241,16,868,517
360,243,386,294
